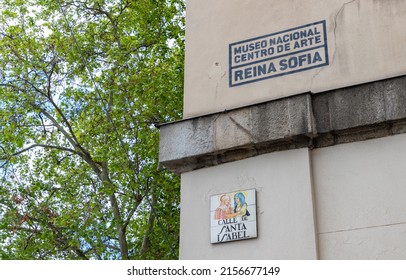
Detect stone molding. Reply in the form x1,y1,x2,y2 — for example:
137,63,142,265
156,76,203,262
159,75,406,174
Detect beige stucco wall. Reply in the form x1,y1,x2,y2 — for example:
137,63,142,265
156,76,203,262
184,0,406,118
312,133,406,259
179,134,406,259
180,148,318,259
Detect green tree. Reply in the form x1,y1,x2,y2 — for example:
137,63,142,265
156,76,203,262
0,0,184,259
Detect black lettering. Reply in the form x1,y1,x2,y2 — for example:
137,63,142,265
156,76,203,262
289,57,298,68
249,42,255,51
299,54,307,66
267,62,276,73
235,70,243,81
258,64,267,76
279,59,288,71
182,266,187,275
313,51,323,63
219,225,227,235
247,52,254,60
234,46,242,54
245,68,252,79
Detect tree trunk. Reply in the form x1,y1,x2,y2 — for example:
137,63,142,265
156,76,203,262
140,193,157,256
109,192,129,260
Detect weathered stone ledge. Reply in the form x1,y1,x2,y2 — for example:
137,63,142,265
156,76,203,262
159,75,406,174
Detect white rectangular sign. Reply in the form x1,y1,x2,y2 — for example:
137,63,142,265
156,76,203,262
229,21,329,87
210,189,257,243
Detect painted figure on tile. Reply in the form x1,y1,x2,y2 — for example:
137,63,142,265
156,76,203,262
214,194,232,220
232,192,250,218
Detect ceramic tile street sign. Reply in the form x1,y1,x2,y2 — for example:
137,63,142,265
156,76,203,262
210,189,257,243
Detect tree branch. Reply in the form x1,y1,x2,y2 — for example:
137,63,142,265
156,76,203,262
30,104,77,146
0,143,80,161
46,94,83,150
122,194,143,232
9,226,41,234
30,104,99,175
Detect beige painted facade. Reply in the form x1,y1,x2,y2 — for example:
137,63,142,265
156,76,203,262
161,0,406,260
184,0,406,118
313,134,406,259
180,149,318,259
180,134,406,259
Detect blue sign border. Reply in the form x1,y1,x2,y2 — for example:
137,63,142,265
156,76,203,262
229,20,329,87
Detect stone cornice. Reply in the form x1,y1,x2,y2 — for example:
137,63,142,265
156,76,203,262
159,75,406,174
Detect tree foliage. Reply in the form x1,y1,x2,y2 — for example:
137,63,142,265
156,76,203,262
0,0,184,259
